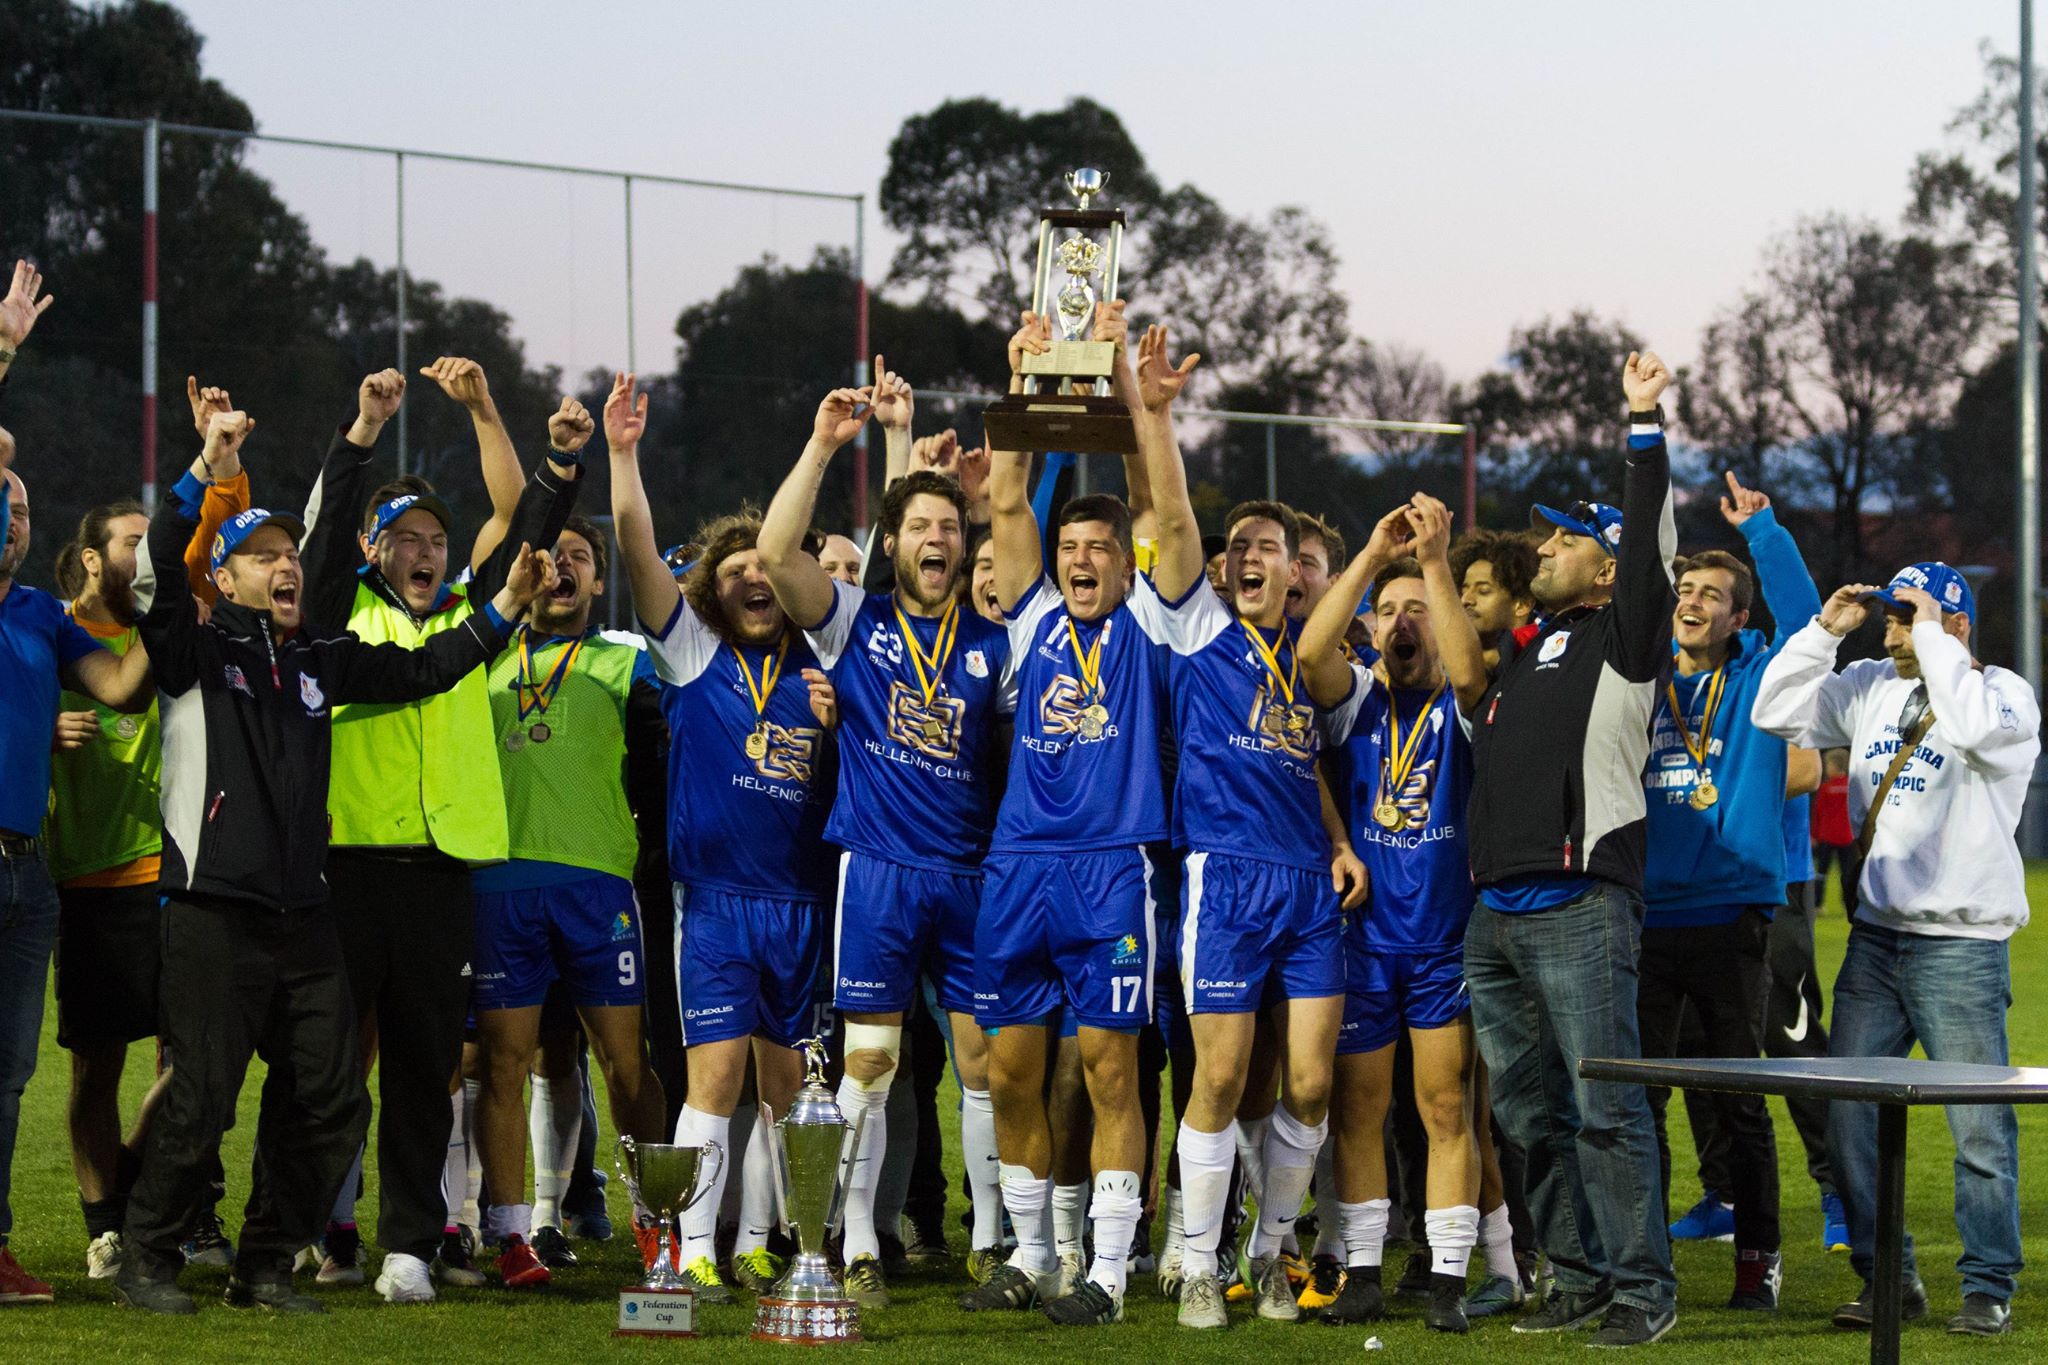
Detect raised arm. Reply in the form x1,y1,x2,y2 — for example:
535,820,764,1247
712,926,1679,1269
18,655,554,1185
1302,506,1409,707
136,411,256,697
872,354,913,489
1894,586,2044,777
470,396,589,602
761,387,871,630
326,542,553,704
603,372,686,635
1133,323,1204,600
1612,350,1679,681
302,369,405,625
418,357,522,546
0,259,54,388
1408,492,1487,712
182,377,250,602
1718,470,1822,644
1751,585,1871,748
989,312,1052,611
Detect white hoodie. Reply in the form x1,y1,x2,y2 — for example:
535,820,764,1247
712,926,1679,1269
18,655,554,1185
1752,618,2040,940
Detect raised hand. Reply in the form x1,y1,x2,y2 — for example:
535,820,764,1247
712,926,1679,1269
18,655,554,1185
604,372,648,452
502,541,558,610
1820,583,1878,638
1718,469,1770,528
870,356,914,431
204,409,255,481
548,396,595,453
53,709,100,752
186,375,233,439
1623,350,1671,410
1007,310,1052,374
1890,585,1942,627
1407,492,1454,564
803,667,839,730
1360,504,1416,570
359,368,406,426
956,446,991,505
911,429,959,475
1136,324,1200,412
0,259,54,351
420,356,491,409
1092,299,1129,353
812,387,873,451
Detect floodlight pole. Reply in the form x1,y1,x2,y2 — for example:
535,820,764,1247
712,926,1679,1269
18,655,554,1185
624,175,637,373
2020,0,2040,692
395,151,409,474
142,117,159,510
853,195,870,538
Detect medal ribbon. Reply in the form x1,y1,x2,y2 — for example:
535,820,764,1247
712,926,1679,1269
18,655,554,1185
734,636,790,721
1065,616,1110,704
1382,678,1447,804
894,597,961,707
516,628,585,723
1664,665,1728,782
1239,620,1300,708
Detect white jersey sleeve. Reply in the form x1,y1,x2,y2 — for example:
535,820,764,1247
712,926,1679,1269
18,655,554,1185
1751,617,1862,750
1003,577,1065,656
1915,625,2042,778
804,578,868,671
1320,662,1374,746
1141,571,1233,656
640,597,722,687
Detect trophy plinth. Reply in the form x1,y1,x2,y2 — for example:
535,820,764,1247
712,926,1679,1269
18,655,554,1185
751,1040,866,1345
616,1285,697,1337
614,1136,723,1338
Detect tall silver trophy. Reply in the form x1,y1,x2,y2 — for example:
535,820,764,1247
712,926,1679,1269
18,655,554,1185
752,1038,869,1344
614,1134,723,1337
981,167,1138,455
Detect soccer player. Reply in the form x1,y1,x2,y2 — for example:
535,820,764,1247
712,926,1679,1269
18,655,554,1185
1289,513,1344,621
1461,351,1679,1348
758,373,1015,1310
1450,528,1538,675
1128,322,1353,1330
1299,493,1490,1335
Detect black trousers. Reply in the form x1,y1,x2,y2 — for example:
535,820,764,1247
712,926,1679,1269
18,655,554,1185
329,847,474,1261
637,868,687,1137
123,896,369,1283
1812,841,1861,917
1638,911,1782,1253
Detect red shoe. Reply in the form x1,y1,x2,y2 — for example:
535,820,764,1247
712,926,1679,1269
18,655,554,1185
0,1248,54,1304
497,1235,552,1289
634,1219,680,1275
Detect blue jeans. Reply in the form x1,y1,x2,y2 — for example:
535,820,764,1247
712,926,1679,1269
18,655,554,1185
1827,923,2022,1301
1465,881,1677,1315
0,848,61,1243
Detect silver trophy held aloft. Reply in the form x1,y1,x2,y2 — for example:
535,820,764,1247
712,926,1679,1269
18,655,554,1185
752,1037,869,1345
981,167,1138,457
614,1135,723,1337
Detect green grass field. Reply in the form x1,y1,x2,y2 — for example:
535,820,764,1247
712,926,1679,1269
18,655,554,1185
0,873,2041,1362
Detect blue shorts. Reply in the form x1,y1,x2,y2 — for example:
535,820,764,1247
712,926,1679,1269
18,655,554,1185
833,852,980,1016
676,883,823,1049
1180,851,1342,1014
473,873,644,1011
1337,935,1469,1055
975,848,1157,1032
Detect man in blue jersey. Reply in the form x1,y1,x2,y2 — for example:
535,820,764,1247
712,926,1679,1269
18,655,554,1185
759,381,1016,1309
1128,323,1352,1330
1298,493,1491,1335
1635,470,1820,1312
958,303,1169,1326
604,374,840,1300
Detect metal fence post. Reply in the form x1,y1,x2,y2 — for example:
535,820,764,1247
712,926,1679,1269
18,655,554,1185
624,174,637,373
142,117,159,509
1265,421,1278,501
395,149,409,473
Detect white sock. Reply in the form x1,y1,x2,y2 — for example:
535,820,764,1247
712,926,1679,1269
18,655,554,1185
1000,1164,1054,1275
440,1090,467,1232
1312,1143,1342,1259
1163,1181,1185,1257
738,1108,779,1255
1176,1122,1236,1280
722,1103,757,1229
1427,1205,1481,1279
460,1078,483,1229
671,1104,731,1263
1086,1170,1142,1295
1053,1182,1088,1259
1341,1198,1391,1269
485,1201,532,1242
1480,1202,1517,1281
530,1075,582,1230
331,1146,363,1227
960,1087,1002,1251
835,1075,889,1263
1249,1105,1325,1258
1235,1113,1270,1214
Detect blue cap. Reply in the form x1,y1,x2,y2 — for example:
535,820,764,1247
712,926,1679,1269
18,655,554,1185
1531,500,1624,556
662,544,694,578
1864,562,1976,628
367,491,453,544
211,507,306,570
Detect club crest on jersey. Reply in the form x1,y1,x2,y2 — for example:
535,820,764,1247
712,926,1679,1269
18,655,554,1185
886,682,965,760
1246,683,1316,761
299,673,326,714
1037,675,1111,742
1537,630,1571,664
964,648,989,679
752,723,822,787
610,909,635,942
1110,933,1142,967
223,663,253,698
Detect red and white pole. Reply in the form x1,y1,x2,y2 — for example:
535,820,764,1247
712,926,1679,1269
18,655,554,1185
141,117,160,510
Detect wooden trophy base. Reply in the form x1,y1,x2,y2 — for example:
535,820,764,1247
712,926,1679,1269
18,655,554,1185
752,1293,862,1344
616,1284,696,1337
982,394,1138,456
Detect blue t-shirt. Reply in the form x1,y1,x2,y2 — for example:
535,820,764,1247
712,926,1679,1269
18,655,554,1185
1332,677,1476,949
805,581,1016,872
992,576,1173,853
643,599,835,900
0,583,104,836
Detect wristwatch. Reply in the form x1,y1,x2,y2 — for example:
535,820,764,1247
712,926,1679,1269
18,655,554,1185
1628,405,1665,426
0,344,16,365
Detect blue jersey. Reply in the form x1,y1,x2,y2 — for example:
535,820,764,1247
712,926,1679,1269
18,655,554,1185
645,598,834,900
806,580,1016,871
992,576,1172,853
1332,678,1476,949
1155,579,1340,872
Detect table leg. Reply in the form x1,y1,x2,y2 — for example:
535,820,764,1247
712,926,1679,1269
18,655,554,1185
1870,1102,1906,1365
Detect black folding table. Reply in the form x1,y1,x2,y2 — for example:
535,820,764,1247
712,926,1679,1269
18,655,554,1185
1578,1055,2048,1365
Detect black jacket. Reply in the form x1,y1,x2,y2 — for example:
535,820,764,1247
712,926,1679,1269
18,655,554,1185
139,496,513,911
1466,431,1677,894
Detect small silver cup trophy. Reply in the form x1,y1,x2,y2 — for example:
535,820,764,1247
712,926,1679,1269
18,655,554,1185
752,1037,869,1344
614,1134,723,1337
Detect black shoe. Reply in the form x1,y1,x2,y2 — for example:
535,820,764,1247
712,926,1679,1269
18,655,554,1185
1424,1271,1469,1333
1831,1277,1929,1329
1319,1265,1385,1324
878,1227,911,1279
224,1276,326,1314
1043,1277,1124,1326
114,1268,197,1315
958,1262,1047,1312
530,1225,577,1269
1947,1292,2012,1336
1394,1243,1433,1299
1727,1248,1782,1311
1513,1285,1613,1333
1587,1301,1676,1347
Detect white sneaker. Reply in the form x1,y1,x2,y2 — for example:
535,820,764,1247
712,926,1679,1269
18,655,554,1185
1157,1241,1186,1299
375,1251,437,1304
86,1230,123,1280
1057,1249,1085,1299
1178,1270,1228,1329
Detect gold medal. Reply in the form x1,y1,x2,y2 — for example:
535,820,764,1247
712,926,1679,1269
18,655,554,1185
744,726,770,761
896,598,961,747
1240,621,1302,737
733,637,790,763
1689,780,1719,810
1374,799,1405,832
1377,677,1447,836
515,628,584,729
1666,668,1729,816
504,729,527,753
1065,618,1113,742
528,721,552,745
1078,707,1106,740
922,716,947,745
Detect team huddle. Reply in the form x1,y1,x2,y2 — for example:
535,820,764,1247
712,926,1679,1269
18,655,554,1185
0,256,2034,1346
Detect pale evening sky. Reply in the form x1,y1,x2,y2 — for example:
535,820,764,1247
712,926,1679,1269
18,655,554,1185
170,0,2019,408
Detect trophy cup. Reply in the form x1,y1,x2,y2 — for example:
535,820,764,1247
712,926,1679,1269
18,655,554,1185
752,1038,869,1344
981,167,1138,456
614,1135,724,1337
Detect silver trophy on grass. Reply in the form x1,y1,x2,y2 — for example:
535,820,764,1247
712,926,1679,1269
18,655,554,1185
614,1134,723,1336
752,1037,869,1344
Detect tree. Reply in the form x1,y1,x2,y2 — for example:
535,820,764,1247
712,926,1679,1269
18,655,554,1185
1906,43,2046,318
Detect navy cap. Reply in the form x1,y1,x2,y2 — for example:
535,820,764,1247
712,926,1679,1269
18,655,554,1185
367,491,454,543
1531,500,1625,556
211,507,307,570
1864,562,1976,629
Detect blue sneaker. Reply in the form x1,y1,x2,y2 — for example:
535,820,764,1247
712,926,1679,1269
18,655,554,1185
1668,1190,1735,1242
1821,1192,1850,1253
